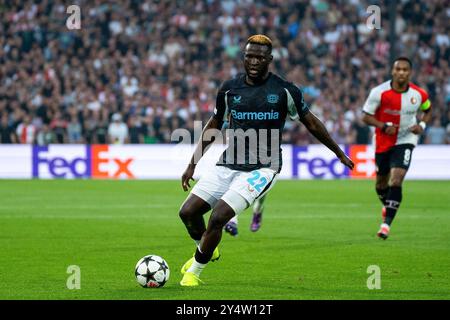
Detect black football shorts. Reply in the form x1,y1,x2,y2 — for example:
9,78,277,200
375,144,415,176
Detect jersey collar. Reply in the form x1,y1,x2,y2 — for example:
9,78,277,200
244,72,272,87
390,80,410,93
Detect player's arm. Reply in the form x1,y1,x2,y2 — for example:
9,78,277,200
409,97,432,134
361,88,397,135
181,85,228,191
181,116,222,191
300,111,354,170
362,113,397,135
285,84,353,170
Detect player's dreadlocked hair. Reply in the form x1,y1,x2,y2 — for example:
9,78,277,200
246,34,272,53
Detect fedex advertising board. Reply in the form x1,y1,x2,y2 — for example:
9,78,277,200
32,145,134,179
29,144,226,180
0,144,449,180
290,145,376,179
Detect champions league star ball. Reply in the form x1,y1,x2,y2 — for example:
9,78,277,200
135,255,170,288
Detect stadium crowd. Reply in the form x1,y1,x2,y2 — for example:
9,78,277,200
0,0,449,145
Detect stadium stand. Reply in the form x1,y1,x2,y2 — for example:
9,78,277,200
0,0,448,145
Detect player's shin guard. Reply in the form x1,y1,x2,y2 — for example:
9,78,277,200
376,187,388,206
384,186,402,226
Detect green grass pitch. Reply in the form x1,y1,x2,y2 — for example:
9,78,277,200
0,179,449,300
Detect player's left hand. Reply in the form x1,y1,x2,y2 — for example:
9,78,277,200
408,124,424,135
338,153,354,170
181,165,196,191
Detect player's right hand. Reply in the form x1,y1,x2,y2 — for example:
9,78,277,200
384,125,398,135
181,165,196,191
338,153,354,170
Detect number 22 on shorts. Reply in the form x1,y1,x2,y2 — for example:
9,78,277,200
247,170,267,193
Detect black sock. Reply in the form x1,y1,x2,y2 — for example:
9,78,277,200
384,186,402,226
376,187,389,206
194,247,213,264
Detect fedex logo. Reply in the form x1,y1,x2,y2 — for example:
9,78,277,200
32,145,135,179
292,146,349,179
291,145,375,179
348,145,376,178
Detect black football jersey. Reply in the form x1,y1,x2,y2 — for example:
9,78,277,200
212,72,309,172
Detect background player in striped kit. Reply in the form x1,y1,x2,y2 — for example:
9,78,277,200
362,57,432,239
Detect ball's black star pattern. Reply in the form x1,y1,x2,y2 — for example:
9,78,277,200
144,267,157,281
157,260,169,272
135,255,169,288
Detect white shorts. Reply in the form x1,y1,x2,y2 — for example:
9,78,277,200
191,165,278,215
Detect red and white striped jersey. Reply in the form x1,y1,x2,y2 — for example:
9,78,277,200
16,123,36,144
363,80,431,153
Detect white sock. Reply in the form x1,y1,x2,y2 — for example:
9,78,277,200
253,199,264,213
381,223,390,229
229,215,238,225
187,258,206,276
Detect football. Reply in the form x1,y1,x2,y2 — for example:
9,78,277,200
135,255,170,288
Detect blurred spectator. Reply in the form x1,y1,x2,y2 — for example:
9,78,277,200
425,118,447,144
128,115,144,144
108,113,129,144
352,116,372,144
67,116,83,143
36,124,55,145
49,111,68,143
95,117,109,144
16,115,36,144
0,115,17,143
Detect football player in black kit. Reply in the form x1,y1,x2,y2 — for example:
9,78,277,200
178,35,354,286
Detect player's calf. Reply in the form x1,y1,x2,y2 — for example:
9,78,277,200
376,187,388,206
192,201,235,267
179,195,210,241
381,206,386,222
384,186,402,226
